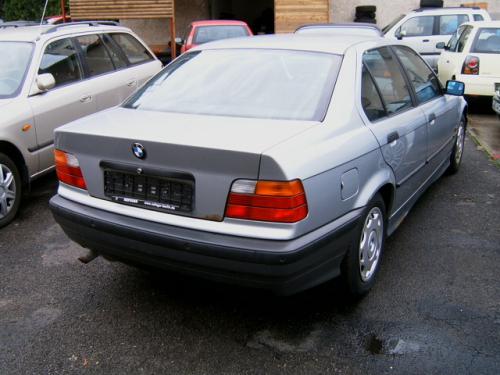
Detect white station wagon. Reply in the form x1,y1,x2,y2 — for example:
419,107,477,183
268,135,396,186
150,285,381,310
0,22,162,227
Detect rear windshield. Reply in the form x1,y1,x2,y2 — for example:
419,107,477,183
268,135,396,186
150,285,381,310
193,25,249,45
472,28,500,53
124,49,342,121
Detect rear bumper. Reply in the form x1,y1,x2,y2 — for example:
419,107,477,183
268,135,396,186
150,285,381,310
50,195,363,295
458,74,500,96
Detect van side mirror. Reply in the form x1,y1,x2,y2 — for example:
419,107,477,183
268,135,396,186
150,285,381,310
436,42,446,49
36,73,56,92
396,29,406,40
446,80,465,96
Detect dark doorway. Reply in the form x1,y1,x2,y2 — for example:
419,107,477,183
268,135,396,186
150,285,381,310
209,0,274,34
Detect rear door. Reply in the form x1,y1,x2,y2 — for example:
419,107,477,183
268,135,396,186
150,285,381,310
28,37,97,170
398,16,437,55
393,45,457,171
362,47,428,210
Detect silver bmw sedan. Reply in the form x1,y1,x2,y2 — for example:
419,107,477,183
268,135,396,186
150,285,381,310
50,34,467,296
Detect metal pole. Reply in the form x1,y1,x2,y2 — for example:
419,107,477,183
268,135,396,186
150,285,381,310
61,0,67,23
170,17,177,59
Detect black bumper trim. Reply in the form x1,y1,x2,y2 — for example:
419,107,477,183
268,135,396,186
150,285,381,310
50,195,362,294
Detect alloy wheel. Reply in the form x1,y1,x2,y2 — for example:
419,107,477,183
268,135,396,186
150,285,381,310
0,163,16,219
359,207,383,282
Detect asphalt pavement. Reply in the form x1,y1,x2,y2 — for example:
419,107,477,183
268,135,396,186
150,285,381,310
0,128,499,374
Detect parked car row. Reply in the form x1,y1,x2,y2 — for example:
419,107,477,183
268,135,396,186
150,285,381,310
0,13,481,297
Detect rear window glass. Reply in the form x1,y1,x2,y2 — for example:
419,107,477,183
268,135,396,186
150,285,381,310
193,26,249,45
438,14,469,35
110,33,153,64
472,28,500,53
124,49,342,121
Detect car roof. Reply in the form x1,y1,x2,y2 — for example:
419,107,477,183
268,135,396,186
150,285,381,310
295,23,383,36
0,22,131,42
409,6,488,15
194,33,389,55
191,20,248,27
461,20,500,28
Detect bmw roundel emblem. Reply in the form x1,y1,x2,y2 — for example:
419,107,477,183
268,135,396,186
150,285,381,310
132,143,146,160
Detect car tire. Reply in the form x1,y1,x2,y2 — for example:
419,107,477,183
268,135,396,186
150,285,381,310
356,5,376,13
340,193,386,297
0,153,22,228
447,114,466,174
420,0,444,8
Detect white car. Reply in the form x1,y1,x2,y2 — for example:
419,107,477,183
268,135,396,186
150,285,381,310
0,22,162,227
384,7,491,70
438,21,500,97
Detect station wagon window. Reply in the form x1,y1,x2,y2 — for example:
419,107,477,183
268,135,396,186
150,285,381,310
110,33,153,65
38,38,82,88
473,14,484,21
472,28,500,54
75,34,115,77
393,46,441,104
361,66,386,121
101,34,127,69
447,25,466,51
399,16,434,37
363,47,412,115
457,26,473,52
438,15,469,35
125,49,342,121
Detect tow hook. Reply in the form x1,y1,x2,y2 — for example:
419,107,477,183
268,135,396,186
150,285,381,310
78,250,99,264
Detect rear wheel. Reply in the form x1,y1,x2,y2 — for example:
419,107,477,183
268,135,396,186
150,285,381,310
0,153,22,228
341,194,386,297
447,115,466,174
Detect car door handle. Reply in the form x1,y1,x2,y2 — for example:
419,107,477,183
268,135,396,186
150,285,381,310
428,113,437,125
127,80,138,87
387,131,400,144
423,39,430,42
80,95,92,103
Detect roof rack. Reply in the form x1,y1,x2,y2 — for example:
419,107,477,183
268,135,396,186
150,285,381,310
414,6,480,12
41,21,119,35
0,21,39,28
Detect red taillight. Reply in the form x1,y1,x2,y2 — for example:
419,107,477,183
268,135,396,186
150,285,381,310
54,150,87,190
225,180,308,223
462,55,480,75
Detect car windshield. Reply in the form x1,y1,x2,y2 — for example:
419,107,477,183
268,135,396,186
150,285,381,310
382,15,405,34
0,42,33,98
193,25,250,45
125,49,342,121
472,28,500,53
297,27,380,37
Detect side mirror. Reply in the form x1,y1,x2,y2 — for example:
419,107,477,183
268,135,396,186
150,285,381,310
436,42,446,49
396,29,406,40
175,37,184,45
446,80,465,96
36,73,55,92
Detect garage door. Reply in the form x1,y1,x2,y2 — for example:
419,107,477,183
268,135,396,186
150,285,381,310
275,0,329,33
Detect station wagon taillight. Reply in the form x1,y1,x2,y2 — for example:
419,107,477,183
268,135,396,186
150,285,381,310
462,55,480,75
54,150,87,190
225,180,308,223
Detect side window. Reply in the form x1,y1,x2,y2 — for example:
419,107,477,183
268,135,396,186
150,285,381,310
38,38,82,88
457,26,473,53
361,66,386,121
393,46,441,104
101,34,127,69
75,34,115,77
399,16,435,37
110,33,154,65
438,15,469,35
473,14,484,21
447,25,465,51
363,47,413,115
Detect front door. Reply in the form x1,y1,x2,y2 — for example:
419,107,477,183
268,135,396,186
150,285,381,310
28,37,96,170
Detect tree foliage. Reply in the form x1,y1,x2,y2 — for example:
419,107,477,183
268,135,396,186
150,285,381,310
2,0,64,21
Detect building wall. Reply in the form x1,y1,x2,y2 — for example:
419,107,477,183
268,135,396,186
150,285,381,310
121,0,210,52
330,0,500,28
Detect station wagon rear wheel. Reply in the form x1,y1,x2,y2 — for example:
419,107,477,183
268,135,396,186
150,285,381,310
341,193,386,297
0,153,22,228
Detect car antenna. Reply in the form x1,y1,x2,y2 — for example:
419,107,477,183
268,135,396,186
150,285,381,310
40,0,49,26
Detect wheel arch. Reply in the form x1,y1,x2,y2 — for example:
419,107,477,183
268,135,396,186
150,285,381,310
0,141,29,186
